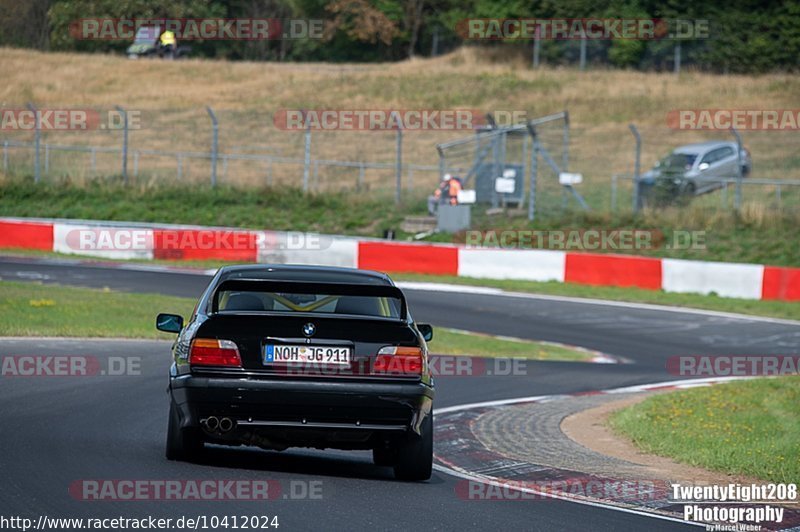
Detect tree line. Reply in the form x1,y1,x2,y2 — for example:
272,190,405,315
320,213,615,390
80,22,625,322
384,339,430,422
1,0,798,73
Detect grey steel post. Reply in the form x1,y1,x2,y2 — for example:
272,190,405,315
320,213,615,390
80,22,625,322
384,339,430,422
177,154,183,181
526,124,538,221
629,124,642,212
395,125,403,204
2,140,8,174
133,151,139,177
437,145,446,181
562,111,570,171
611,174,618,211
532,31,540,68
561,111,570,209
674,41,682,74
44,144,50,175
303,116,311,192
579,38,587,71
431,27,439,56
115,106,128,183
491,133,500,208
357,163,365,191
776,184,781,207
206,106,218,187
730,127,743,210
91,147,97,172
27,102,41,183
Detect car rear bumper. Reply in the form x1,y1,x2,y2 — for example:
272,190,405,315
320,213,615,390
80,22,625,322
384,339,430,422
169,374,434,449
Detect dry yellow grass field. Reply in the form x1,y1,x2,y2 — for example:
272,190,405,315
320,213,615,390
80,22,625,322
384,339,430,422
1,46,798,197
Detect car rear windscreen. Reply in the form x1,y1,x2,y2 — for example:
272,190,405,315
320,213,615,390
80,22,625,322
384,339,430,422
217,290,402,318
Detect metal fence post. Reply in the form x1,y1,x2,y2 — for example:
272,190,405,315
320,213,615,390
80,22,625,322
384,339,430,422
674,41,682,74
206,106,218,187
2,140,8,174
730,127,743,210
579,39,587,71
526,123,538,221
26,102,41,183
562,111,570,171
115,105,128,184
491,133,500,209
611,174,618,211
133,151,139,178
532,28,540,68
437,146,446,182
357,163,365,191
91,147,97,172
303,118,311,192
395,125,403,204
629,124,642,212
44,144,50,175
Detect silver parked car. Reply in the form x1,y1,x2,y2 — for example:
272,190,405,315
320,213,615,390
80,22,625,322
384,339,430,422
642,141,752,196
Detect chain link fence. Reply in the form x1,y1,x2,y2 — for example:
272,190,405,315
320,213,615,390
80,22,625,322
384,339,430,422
2,103,798,216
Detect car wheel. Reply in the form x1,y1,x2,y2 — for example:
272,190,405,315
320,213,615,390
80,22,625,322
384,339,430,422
393,411,433,481
165,400,203,461
684,181,696,196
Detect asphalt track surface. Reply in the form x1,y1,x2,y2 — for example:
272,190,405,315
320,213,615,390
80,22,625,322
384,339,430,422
1,257,799,531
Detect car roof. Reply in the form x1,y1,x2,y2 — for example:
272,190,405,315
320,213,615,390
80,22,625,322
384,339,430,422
673,141,735,154
217,264,394,285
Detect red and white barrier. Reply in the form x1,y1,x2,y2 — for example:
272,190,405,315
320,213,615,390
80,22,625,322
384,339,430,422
0,217,798,302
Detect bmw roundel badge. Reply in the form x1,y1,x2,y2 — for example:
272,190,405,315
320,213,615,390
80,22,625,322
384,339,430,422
302,322,316,337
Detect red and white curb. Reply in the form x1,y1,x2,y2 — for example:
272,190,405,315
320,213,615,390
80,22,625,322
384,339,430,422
432,376,794,529
1,216,799,301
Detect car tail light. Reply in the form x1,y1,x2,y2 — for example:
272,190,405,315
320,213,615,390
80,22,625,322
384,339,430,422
189,338,242,367
373,346,423,376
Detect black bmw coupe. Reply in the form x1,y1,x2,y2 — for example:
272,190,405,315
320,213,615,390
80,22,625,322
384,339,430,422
157,265,435,481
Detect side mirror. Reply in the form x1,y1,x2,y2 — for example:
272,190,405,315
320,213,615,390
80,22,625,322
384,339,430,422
417,323,433,342
156,313,184,333
698,162,710,171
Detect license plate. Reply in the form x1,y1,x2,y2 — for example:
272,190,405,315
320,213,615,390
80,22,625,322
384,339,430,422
264,344,352,366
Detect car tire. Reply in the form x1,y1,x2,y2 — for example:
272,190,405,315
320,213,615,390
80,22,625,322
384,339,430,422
165,400,203,461
393,411,433,481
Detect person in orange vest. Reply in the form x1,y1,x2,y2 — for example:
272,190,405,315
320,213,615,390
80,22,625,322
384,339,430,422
428,174,462,214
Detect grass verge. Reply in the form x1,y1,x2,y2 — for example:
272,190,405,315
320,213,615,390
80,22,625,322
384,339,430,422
0,281,193,338
430,328,592,361
609,377,800,484
0,281,591,361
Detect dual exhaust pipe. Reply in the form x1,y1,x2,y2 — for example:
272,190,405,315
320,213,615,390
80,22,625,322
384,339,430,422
202,416,235,434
